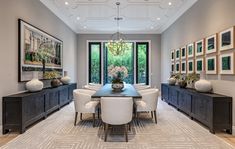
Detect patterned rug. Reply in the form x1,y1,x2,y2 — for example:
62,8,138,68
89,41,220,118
1,99,234,149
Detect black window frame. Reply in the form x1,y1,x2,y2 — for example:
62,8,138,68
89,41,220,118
88,42,102,84
136,42,149,85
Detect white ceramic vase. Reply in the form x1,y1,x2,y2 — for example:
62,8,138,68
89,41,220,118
195,71,212,92
168,77,176,85
61,71,71,85
112,83,124,92
26,72,43,92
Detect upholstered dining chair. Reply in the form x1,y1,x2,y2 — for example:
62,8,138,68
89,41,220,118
134,88,159,124
73,89,99,127
89,83,103,87
101,97,133,142
133,84,151,91
84,84,102,91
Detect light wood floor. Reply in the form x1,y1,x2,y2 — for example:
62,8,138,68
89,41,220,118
1,131,235,147
0,133,18,147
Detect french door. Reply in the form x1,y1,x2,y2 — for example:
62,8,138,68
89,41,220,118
88,41,150,85
136,42,149,85
103,42,134,84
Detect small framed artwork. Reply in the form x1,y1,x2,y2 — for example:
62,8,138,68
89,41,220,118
219,27,235,51
175,49,180,61
206,56,217,74
187,43,194,58
171,50,175,62
187,59,194,73
176,61,180,73
219,52,234,74
195,58,204,74
171,63,175,73
205,34,217,54
181,60,187,74
181,46,187,59
195,39,204,56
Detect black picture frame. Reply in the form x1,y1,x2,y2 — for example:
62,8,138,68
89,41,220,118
18,19,63,82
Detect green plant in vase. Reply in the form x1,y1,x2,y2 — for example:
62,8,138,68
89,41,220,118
186,73,199,89
178,74,187,88
108,65,128,91
43,71,62,88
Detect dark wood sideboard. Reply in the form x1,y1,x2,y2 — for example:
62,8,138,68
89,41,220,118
161,83,232,134
2,83,77,134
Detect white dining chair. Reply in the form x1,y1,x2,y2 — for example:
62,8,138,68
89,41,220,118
73,89,99,127
101,97,133,142
83,84,102,91
135,88,159,124
133,84,151,91
89,83,103,87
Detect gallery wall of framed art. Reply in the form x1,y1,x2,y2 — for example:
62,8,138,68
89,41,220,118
19,19,63,82
170,25,235,77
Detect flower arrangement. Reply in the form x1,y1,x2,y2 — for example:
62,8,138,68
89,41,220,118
43,71,60,79
108,65,128,83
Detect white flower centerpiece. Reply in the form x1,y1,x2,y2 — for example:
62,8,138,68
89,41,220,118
108,65,128,92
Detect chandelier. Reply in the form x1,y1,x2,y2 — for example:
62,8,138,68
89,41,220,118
107,2,127,56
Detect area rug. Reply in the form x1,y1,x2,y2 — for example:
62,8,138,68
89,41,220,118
1,99,234,149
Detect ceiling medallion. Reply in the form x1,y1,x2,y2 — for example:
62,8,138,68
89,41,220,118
107,2,127,56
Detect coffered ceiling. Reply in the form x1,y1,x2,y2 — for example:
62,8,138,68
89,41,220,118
40,0,197,34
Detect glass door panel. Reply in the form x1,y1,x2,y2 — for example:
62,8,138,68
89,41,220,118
136,42,149,85
103,42,134,84
88,42,101,84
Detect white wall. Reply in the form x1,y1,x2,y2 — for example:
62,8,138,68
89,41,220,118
0,0,77,126
161,0,235,133
77,34,161,89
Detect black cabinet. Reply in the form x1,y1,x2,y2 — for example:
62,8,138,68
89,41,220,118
2,83,77,134
45,89,59,115
178,91,191,115
59,86,69,107
161,83,232,134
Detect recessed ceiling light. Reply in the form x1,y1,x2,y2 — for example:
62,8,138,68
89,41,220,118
168,2,172,5
157,17,161,20
76,17,80,20
83,26,87,29
150,26,154,29
65,1,69,5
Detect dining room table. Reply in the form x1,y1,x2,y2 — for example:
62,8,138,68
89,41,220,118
91,84,142,99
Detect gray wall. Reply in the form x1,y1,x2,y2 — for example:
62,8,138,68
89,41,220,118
161,0,235,132
77,34,161,89
0,0,77,126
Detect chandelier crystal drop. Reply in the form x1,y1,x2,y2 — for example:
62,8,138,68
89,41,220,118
107,2,127,56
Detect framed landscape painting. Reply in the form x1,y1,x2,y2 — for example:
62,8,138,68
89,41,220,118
171,50,175,62
181,60,187,74
195,39,204,56
19,19,63,82
187,59,194,73
195,58,204,74
219,52,234,74
175,49,180,61
206,56,217,74
187,43,194,58
205,34,217,54
219,27,235,51
181,46,187,59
